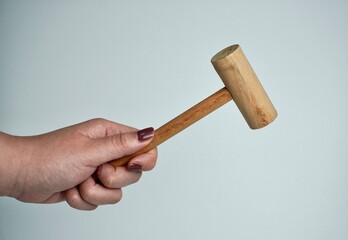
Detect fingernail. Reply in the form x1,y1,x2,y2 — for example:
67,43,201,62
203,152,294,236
128,163,142,171
137,127,154,142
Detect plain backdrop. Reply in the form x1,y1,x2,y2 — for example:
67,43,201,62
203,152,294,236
0,1,347,240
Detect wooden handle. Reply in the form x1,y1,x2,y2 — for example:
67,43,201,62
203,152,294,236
109,87,232,167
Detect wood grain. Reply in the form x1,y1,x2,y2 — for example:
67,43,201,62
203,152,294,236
211,44,277,129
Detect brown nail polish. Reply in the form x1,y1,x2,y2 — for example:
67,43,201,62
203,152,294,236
128,163,142,171
137,127,154,142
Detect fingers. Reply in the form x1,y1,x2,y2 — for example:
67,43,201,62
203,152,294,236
65,148,158,210
127,148,158,171
64,177,123,210
79,177,123,205
97,163,142,188
64,187,98,211
64,119,158,210
87,127,155,167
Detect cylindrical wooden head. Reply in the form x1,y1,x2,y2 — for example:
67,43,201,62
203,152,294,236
211,44,277,129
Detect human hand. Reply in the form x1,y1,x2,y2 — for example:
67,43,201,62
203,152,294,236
0,118,157,210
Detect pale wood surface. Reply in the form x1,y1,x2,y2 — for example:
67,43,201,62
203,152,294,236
211,44,277,129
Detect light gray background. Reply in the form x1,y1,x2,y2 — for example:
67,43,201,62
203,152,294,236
0,1,347,239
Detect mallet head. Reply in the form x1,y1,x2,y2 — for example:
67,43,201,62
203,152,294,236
211,44,277,129
110,44,277,167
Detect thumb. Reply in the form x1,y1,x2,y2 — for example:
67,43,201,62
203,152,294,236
88,127,155,166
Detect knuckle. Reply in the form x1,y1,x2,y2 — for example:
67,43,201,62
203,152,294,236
111,133,130,150
80,186,95,203
92,117,106,124
65,188,97,211
68,192,81,207
91,118,107,128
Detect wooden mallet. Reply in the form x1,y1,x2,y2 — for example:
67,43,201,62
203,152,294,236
110,44,277,167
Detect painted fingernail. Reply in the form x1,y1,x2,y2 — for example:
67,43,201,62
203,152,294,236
137,127,154,142
128,163,142,171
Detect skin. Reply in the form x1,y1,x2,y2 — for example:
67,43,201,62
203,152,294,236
0,118,157,210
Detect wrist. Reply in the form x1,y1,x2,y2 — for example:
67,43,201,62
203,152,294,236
0,132,25,198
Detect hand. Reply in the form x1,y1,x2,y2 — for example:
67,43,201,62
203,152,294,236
0,118,157,210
